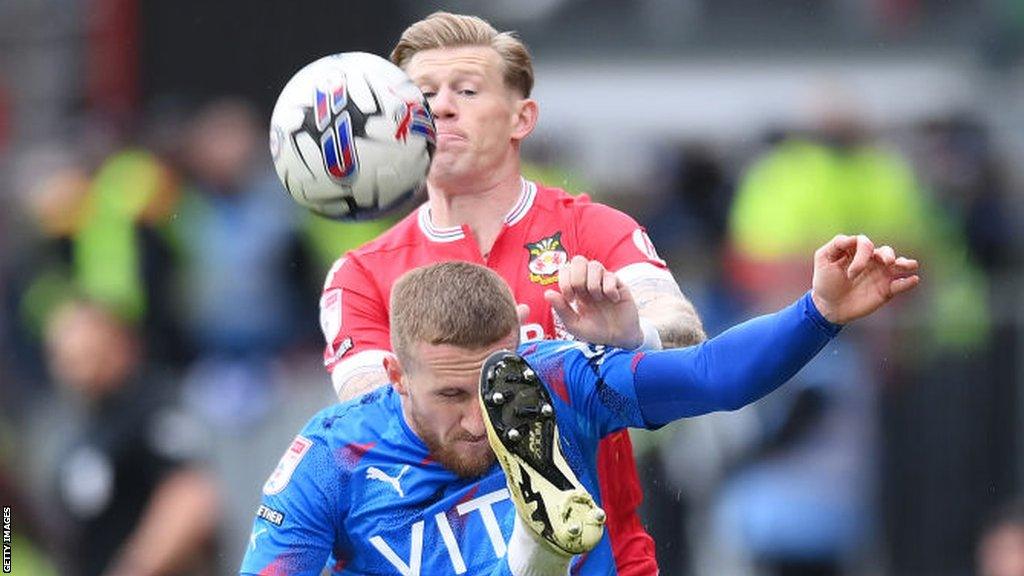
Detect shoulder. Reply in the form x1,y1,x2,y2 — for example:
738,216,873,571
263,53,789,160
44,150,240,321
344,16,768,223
531,182,590,212
298,387,397,450
529,182,638,228
263,388,398,494
322,207,422,288
348,207,423,258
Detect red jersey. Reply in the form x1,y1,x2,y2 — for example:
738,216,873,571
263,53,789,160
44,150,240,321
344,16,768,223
321,179,666,575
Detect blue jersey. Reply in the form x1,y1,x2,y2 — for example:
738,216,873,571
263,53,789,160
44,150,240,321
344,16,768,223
240,292,839,575
239,341,645,576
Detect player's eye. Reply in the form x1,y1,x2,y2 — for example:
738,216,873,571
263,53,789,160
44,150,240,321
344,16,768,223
438,389,466,400
421,91,437,99
458,89,477,96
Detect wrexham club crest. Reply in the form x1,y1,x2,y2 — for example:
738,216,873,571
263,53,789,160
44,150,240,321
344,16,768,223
525,232,569,285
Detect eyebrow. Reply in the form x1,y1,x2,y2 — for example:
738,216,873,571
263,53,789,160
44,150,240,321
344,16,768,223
413,68,486,85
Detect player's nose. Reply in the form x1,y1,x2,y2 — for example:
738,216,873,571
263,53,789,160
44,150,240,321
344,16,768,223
463,402,486,438
429,87,456,118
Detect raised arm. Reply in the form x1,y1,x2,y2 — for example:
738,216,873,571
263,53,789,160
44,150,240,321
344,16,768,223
636,234,918,425
548,234,918,429
320,257,394,402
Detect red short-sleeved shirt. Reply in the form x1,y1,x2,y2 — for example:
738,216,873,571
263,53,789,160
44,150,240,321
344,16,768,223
321,179,666,574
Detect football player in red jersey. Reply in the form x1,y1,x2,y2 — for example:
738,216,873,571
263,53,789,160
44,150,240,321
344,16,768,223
319,12,705,575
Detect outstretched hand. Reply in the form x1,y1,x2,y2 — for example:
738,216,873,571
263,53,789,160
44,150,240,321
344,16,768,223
811,234,920,324
543,256,644,349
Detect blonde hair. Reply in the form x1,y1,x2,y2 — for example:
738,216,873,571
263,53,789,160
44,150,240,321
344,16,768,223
391,12,534,98
390,261,519,366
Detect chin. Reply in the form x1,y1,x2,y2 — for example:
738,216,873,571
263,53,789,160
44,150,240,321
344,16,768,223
440,445,495,478
428,162,475,188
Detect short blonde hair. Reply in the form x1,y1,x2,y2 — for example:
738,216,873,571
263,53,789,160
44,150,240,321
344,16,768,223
390,261,519,366
391,12,534,98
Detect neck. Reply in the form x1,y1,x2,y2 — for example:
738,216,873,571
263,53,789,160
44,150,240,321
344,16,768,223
427,174,523,256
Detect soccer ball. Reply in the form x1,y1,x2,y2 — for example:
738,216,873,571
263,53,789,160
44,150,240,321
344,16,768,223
270,52,435,220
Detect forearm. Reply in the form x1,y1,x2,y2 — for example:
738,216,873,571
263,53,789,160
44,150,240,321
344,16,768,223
621,266,706,348
333,367,390,402
330,350,392,402
103,469,219,576
639,295,706,348
634,292,840,427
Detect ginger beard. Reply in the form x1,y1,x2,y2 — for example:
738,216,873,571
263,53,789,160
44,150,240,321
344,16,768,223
408,407,495,478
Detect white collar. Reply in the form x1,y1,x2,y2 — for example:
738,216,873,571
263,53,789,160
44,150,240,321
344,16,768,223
417,178,537,243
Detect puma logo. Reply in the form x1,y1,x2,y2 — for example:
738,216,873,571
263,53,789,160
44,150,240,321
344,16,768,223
366,465,411,498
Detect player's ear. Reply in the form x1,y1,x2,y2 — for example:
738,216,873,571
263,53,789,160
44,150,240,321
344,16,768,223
384,353,408,395
511,98,538,142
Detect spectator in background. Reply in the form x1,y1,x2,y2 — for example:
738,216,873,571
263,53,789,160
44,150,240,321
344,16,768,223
165,98,338,573
43,299,218,576
707,94,929,576
172,98,309,357
168,98,315,425
707,89,993,576
906,113,1019,276
634,142,739,574
2,147,93,410
727,94,988,348
72,144,183,362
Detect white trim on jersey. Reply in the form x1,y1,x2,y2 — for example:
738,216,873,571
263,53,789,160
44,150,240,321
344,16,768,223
330,349,392,396
614,261,677,286
417,204,463,242
416,178,537,242
503,178,537,227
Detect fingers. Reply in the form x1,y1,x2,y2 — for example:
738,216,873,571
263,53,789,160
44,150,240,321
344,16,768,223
602,266,620,303
873,245,896,266
544,292,581,337
819,234,856,263
586,259,605,301
557,258,582,303
890,274,920,296
846,234,875,278
544,289,579,326
559,256,621,303
874,249,919,282
516,303,531,324
893,256,918,274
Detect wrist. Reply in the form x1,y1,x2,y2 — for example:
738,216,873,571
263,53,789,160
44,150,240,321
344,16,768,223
805,291,843,336
810,289,837,324
632,318,663,351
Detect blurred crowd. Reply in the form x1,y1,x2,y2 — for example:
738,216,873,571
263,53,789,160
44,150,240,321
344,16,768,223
0,97,398,575
2,1,1024,575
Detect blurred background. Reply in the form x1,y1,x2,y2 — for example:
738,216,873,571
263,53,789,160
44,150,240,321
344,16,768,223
1,1,1022,575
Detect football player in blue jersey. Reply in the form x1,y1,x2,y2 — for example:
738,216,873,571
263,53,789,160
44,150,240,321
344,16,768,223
240,234,917,575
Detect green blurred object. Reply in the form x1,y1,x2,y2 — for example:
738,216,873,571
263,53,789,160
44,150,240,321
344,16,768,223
730,139,928,255
10,535,59,576
730,137,989,350
73,150,171,323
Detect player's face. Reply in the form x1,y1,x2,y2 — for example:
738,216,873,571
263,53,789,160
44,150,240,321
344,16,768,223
406,46,531,190
398,334,517,477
